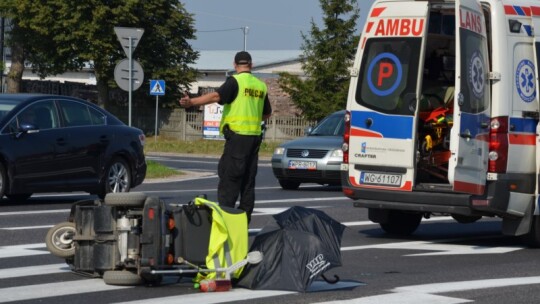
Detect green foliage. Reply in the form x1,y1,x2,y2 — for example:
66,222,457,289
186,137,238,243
278,0,359,120
146,160,182,179
0,0,198,105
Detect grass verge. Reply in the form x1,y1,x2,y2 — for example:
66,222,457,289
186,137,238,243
144,136,283,179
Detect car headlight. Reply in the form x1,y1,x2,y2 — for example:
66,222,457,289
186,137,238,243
330,149,343,158
273,147,285,155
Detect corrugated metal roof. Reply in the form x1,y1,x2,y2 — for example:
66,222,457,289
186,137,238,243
192,50,302,71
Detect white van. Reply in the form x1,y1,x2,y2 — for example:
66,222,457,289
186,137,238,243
342,0,540,245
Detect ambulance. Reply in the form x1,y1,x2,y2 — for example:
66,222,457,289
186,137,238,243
341,0,540,245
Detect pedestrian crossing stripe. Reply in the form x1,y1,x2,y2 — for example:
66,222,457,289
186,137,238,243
150,80,165,95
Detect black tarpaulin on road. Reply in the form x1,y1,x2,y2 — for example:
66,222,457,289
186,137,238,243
236,206,346,292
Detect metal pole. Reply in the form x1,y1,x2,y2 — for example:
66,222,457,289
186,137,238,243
155,95,158,143
128,36,132,126
243,26,249,51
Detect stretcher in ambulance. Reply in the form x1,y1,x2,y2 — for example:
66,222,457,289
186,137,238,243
341,0,540,245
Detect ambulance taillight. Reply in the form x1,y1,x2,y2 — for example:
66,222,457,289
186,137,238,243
342,111,351,164
488,117,509,173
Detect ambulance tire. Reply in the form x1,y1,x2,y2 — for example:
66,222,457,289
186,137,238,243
380,211,422,236
103,270,143,286
520,215,540,248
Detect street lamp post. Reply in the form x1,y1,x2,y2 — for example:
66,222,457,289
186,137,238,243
242,26,249,51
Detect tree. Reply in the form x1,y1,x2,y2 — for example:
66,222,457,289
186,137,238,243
278,0,359,120
0,0,198,108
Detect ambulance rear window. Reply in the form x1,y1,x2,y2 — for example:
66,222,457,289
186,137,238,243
356,38,422,115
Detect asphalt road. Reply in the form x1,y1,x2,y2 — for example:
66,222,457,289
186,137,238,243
0,154,539,303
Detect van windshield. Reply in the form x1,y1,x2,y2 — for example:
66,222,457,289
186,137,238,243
356,38,422,115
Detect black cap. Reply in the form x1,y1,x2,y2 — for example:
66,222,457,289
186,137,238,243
234,51,252,65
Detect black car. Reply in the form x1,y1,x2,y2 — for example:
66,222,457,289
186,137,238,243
0,94,146,201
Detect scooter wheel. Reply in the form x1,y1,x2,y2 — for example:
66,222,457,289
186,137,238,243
45,222,76,258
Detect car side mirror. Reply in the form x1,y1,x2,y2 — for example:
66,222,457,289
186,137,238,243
15,123,38,139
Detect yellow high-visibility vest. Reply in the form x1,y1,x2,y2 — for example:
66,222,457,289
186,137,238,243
220,73,267,135
193,197,248,281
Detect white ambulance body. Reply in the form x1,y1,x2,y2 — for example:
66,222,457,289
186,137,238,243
342,0,540,245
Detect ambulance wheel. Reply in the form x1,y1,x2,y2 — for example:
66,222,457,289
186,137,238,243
278,179,300,190
103,270,143,286
104,192,147,207
520,215,540,248
380,211,422,236
45,222,76,258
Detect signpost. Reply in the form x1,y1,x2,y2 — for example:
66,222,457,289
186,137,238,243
150,80,165,142
114,27,145,126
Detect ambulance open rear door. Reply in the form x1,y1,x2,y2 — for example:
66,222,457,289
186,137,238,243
532,5,540,215
347,1,429,191
448,0,490,195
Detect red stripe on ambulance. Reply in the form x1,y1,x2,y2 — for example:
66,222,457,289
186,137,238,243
373,18,424,37
504,5,531,16
532,6,540,16
370,7,386,17
509,134,536,145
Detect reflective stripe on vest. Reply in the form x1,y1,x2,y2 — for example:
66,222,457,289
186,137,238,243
220,73,267,135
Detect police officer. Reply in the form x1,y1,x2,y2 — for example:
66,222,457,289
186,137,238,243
179,51,272,223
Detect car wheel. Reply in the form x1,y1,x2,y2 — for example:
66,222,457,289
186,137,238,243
103,270,143,286
104,192,147,207
278,179,301,190
380,211,422,236
5,193,32,202
45,222,76,258
101,157,131,197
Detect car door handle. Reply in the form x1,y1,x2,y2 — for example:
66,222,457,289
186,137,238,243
100,135,109,143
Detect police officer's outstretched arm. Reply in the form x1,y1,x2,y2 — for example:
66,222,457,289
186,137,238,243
179,92,221,108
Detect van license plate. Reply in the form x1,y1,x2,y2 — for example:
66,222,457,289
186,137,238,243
288,160,316,170
360,172,402,187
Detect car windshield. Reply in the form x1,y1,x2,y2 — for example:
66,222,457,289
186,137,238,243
309,113,344,136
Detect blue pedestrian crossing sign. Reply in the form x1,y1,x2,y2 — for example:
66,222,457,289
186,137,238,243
150,80,165,96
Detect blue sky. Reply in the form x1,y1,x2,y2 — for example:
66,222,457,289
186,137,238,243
182,0,375,51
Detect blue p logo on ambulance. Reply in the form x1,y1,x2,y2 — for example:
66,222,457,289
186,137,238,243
367,53,403,96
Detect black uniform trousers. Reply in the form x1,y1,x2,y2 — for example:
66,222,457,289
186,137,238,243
217,128,262,223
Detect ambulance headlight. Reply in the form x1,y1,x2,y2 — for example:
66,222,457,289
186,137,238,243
273,147,285,156
488,151,499,161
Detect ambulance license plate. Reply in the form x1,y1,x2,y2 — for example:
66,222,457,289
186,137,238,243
360,172,402,187
288,160,317,170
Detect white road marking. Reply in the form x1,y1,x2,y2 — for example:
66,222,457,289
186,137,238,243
0,209,69,216
114,288,295,304
0,279,131,303
317,276,540,304
0,243,49,258
0,263,70,278
341,238,524,255
1,225,53,230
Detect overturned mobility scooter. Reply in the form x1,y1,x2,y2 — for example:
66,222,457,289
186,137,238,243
45,192,261,286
